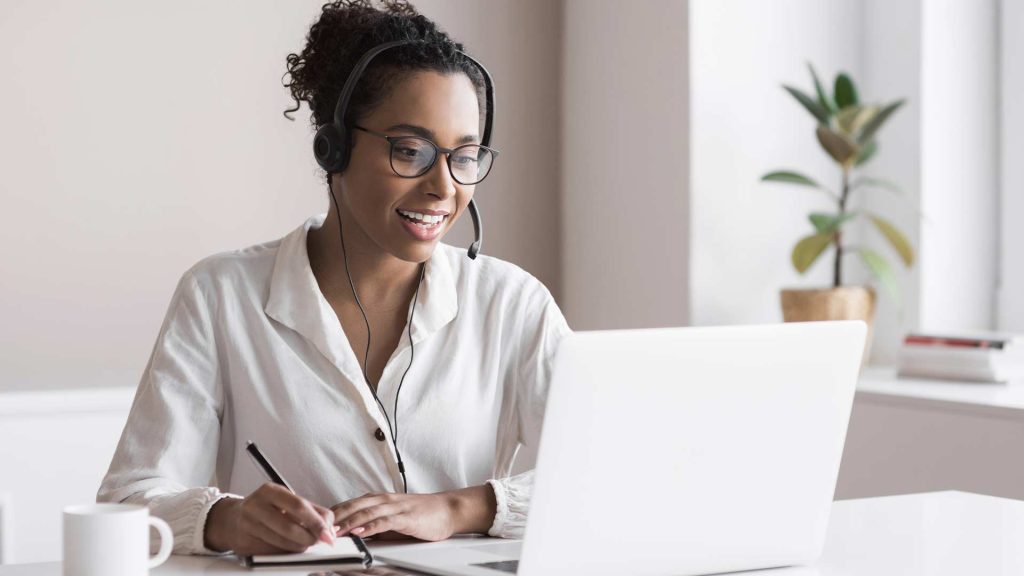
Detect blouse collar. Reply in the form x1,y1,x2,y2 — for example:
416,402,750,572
264,213,459,385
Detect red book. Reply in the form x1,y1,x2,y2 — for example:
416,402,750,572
904,334,1006,350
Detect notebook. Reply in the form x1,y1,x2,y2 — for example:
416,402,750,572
241,535,373,568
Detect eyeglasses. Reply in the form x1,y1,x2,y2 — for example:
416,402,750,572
352,125,499,185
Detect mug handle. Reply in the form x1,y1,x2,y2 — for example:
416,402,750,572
147,516,174,569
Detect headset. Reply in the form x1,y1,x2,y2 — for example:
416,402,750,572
312,40,496,493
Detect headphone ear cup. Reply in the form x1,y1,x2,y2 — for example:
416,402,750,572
313,124,349,173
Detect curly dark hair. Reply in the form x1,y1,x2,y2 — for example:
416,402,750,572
283,0,486,136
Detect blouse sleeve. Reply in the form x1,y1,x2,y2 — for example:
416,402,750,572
486,281,572,538
97,269,241,555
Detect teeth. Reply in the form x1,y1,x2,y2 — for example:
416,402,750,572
398,210,446,224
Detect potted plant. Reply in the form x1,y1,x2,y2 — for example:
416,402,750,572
762,64,914,364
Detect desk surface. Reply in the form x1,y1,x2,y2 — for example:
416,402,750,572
4,491,1023,576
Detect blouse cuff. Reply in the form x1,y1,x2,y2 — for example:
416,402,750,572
146,487,242,555
485,473,533,539
192,491,244,555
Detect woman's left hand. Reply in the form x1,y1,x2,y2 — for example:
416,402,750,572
331,492,455,541
332,485,497,541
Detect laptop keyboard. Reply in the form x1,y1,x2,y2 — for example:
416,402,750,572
473,560,519,573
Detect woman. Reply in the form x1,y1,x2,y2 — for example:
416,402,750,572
98,0,570,556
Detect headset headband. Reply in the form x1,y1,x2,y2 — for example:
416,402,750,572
332,39,495,148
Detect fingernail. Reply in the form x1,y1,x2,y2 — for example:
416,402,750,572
351,527,365,535
320,528,334,545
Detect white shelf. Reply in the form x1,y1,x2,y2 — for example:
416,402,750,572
857,366,1024,418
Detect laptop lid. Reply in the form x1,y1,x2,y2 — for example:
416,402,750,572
518,321,865,576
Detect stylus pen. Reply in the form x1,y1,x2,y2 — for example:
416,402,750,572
245,440,334,544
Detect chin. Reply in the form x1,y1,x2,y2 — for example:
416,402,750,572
391,241,439,264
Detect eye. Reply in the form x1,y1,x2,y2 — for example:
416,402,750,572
391,138,432,163
452,155,477,166
451,149,481,166
394,146,424,159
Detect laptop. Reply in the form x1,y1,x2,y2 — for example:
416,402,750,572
377,321,866,576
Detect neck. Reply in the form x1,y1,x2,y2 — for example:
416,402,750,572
308,203,423,313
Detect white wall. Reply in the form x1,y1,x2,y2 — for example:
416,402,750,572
918,0,999,333
689,0,863,327
691,0,1002,364
999,0,1024,332
854,0,924,366
0,0,563,392
561,0,690,330
0,388,133,564
852,0,999,363
0,492,10,563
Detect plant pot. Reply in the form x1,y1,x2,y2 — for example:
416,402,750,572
780,285,876,367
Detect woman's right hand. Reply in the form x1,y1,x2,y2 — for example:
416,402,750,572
204,483,336,555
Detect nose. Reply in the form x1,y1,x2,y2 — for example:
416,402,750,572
424,153,457,200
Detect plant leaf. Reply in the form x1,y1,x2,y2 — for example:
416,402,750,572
857,99,905,145
808,63,837,115
852,176,902,194
761,170,821,187
809,212,858,234
762,170,838,201
816,125,859,166
783,85,830,125
835,105,862,135
835,105,880,137
834,73,859,108
855,141,877,166
792,232,834,274
859,247,899,303
867,213,914,266
851,105,880,135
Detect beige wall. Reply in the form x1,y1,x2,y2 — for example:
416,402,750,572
561,0,691,330
0,0,562,391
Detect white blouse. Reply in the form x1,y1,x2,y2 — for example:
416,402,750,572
97,213,571,554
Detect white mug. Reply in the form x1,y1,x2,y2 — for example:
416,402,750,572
63,503,172,576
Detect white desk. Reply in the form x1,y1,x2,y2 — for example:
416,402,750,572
2,491,1022,576
837,368,1024,500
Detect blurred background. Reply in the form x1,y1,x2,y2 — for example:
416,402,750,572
1,0,1021,564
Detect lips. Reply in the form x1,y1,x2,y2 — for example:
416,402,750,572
397,208,450,216
396,209,448,241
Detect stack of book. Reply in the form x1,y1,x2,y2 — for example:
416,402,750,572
897,331,1024,383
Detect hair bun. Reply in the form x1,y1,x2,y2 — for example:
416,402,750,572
284,0,483,136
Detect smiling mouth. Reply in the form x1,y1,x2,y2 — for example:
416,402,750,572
396,209,449,228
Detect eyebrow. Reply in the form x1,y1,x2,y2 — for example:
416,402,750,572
385,123,480,145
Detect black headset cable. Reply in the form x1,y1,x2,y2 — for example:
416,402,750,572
328,180,421,493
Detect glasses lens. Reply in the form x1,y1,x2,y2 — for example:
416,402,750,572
450,145,494,185
390,137,437,177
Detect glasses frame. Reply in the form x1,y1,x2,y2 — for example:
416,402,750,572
352,125,499,185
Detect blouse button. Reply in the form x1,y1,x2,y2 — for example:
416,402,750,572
374,428,386,442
